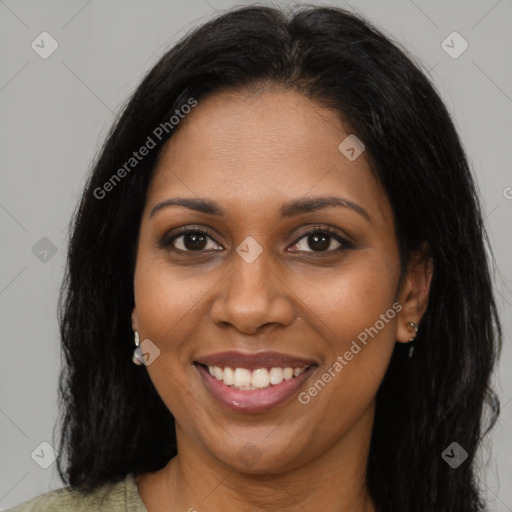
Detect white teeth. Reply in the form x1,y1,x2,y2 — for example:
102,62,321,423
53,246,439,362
251,368,269,388
206,364,310,390
233,368,251,387
214,366,223,381
223,366,234,386
269,367,284,385
283,367,294,380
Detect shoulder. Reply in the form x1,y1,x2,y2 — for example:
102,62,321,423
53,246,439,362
4,473,147,512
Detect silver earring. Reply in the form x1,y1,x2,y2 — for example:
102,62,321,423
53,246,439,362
407,322,418,359
407,321,419,341
132,331,144,365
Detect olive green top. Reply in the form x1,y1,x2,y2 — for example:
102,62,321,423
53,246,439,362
5,473,148,512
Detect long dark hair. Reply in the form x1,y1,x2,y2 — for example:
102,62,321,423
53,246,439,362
55,5,502,511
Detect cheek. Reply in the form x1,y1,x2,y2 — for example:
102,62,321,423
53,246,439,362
132,257,202,399
133,258,205,420
290,251,399,347
133,252,214,344
288,254,399,412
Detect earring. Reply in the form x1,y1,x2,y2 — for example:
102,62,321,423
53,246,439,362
407,322,418,359
407,321,419,341
132,331,144,365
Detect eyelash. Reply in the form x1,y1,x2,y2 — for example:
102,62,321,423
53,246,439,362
159,225,354,255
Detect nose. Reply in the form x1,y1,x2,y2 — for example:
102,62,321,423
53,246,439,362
209,249,296,335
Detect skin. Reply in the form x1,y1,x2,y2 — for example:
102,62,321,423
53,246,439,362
131,84,433,512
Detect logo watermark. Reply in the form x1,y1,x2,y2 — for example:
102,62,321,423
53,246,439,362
441,442,468,469
298,301,402,405
94,97,198,200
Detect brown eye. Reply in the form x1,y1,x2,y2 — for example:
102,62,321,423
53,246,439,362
162,228,223,253
290,227,352,253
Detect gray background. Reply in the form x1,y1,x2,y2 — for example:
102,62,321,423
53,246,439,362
1,0,511,510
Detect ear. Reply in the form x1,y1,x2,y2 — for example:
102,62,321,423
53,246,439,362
131,306,138,332
396,243,434,343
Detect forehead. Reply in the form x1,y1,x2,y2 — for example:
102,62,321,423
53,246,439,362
145,87,392,226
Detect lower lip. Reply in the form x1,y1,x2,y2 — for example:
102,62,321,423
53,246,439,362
195,363,317,413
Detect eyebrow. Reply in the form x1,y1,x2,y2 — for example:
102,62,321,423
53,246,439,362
149,196,371,222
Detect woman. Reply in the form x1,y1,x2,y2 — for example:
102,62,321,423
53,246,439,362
7,4,501,512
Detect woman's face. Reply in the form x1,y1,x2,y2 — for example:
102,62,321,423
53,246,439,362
132,85,420,473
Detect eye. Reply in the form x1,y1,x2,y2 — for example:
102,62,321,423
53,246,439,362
162,227,223,253
289,226,353,254
160,225,353,255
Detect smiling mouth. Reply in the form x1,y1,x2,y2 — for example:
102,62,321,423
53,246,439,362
195,363,316,390
193,360,319,413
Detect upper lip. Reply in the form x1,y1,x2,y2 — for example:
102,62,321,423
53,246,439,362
194,350,317,370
